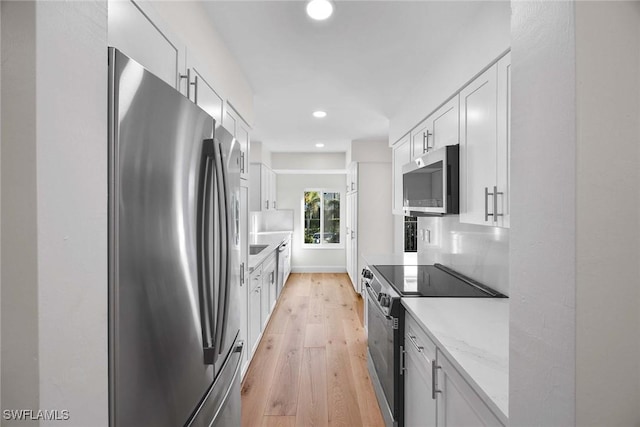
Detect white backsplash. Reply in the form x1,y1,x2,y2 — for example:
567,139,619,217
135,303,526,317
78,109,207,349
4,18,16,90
415,216,509,296
250,209,294,233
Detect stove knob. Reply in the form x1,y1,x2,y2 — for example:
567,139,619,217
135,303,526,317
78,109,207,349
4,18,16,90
380,295,391,308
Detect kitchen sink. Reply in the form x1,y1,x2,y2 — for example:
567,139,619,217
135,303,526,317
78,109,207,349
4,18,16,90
249,244,269,255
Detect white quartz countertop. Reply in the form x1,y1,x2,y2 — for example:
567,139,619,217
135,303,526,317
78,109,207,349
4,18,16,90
401,298,509,422
248,232,292,272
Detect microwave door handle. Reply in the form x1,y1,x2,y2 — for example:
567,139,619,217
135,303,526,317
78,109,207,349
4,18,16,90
199,139,217,365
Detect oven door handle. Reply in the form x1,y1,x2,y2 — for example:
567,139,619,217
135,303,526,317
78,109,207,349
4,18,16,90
365,283,392,321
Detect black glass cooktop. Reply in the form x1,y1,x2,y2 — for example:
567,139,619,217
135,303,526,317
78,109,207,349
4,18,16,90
372,263,505,298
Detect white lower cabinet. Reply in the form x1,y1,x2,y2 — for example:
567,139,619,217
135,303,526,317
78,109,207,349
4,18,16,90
262,254,277,312
436,350,504,427
404,315,437,427
404,310,505,427
248,266,262,355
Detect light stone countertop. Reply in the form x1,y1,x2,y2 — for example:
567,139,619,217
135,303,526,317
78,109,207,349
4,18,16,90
248,231,292,272
401,298,509,423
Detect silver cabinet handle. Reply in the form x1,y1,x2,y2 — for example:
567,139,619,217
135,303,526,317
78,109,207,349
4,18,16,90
351,230,355,239
179,68,191,99
272,201,276,209
485,187,493,222
265,200,269,210
240,152,245,174
191,74,198,104
400,345,406,376
240,262,245,286
485,186,504,223
423,130,433,153
431,359,441,400
408,334,423,352
494,185,503,223
351,182,355,191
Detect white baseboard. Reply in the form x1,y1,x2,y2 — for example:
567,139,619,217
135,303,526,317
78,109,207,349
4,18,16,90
291,266,347,273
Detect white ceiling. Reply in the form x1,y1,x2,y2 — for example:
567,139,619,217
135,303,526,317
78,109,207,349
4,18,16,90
204,1,490,153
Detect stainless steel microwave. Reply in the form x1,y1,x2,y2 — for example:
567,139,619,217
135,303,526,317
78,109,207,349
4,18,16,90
402,144,459,215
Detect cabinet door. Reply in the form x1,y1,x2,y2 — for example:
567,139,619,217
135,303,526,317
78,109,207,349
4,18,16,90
189,63,224,127
436,351,505,426
270,169,277,210
237,121,250,182
404,344,436,427
411,119,433,159
347,162,358,193
108,0,185,92
392,135,411,215
350,192,358,293
459,64,498,226
346,195,353,285
224,105,251,182
261,166,270,211
260,267,271,328
496,53,511,228
248,272,262,355
431,95,460,149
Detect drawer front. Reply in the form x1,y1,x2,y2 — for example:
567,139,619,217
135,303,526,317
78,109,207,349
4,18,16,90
405,312,437,363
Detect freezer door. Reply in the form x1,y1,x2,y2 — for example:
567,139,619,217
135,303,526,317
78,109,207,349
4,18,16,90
109,48,218,426
189,340,244,427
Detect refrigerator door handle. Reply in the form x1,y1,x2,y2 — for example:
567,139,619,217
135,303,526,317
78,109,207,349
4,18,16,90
199,139,217,365
212,139,231,357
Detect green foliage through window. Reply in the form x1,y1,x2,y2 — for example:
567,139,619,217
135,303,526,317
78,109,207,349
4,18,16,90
304,190,340,245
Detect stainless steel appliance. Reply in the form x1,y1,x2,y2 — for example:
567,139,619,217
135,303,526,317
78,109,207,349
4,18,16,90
108,48,243,427
402,144,459,216
362,264,506,427
276,239,289,297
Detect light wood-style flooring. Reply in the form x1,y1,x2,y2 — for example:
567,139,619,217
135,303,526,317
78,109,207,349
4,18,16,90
241,273,385,427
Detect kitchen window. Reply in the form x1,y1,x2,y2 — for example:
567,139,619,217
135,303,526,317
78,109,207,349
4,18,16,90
303,190,341,246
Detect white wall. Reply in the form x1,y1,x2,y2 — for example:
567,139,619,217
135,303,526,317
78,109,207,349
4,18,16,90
415,216,509,297
272,152,346,171
389,2,510,144
2,1,40,418
350,139,390,164
1,2,109,425
575,2,640,424
148,0,254,123
510,2,577,424
276,173,346,272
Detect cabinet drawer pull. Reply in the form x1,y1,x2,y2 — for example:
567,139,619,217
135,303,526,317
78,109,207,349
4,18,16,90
431,359,442,400
408,334,423,352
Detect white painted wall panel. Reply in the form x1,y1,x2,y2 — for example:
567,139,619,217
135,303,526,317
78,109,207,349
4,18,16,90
575,2,640,424
509,2,577,424
1,2,108,425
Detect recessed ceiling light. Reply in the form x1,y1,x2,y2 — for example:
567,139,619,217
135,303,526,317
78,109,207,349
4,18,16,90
315,143,325,148
306,0,333,21
313,110,327,118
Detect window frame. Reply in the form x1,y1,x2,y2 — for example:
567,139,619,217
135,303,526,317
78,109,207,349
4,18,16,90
301,188,343,249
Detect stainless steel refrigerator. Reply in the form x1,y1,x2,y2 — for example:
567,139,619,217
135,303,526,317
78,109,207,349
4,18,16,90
108,48,243,426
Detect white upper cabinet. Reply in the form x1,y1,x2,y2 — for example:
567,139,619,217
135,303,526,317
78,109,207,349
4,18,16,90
460,54,510,228
392,134,411,215
495,53,511,228
225,105,251,181
186,55,224,127
108,0,186,93
432,95,460,149
410,96,460,160
250,163,277,211
346,162,359,194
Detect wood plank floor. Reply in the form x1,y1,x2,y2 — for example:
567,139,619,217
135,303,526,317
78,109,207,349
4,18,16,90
241,273,384,427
